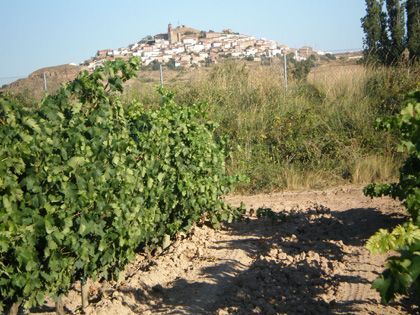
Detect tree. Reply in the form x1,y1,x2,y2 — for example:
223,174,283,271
289,56,316,81
406,0,420,60
362,0,420,64
361,0,384,62
324,53,336,60
151,60,161,71
379,5,392,62
140,35,153,44
166,58,177,70
386,0,406,63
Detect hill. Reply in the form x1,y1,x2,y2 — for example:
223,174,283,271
0,64,82,100
2,24,356,100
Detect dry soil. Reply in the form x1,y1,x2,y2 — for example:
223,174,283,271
31,186,418,314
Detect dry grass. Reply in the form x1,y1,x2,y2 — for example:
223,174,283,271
308,63,367,99
350,154,398,184
281,168,340,191
124,60,419,191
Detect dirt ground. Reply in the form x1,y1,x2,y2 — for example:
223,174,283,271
31,186,418,314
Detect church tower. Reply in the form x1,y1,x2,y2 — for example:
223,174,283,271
168,23,174,44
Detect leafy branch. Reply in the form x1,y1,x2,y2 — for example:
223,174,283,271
364,89,420,303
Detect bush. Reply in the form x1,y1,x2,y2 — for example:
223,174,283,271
166,58,178,70
325,53,336,60
364,65,420,115
289,56,316,81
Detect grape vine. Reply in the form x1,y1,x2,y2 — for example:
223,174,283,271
0,57,244,312
364,90,420,303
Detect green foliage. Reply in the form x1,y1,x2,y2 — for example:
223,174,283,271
161,60,415,192
166,58,178,70
139,35,154,44
364,89,420,303
127,87,245,232
0,57,242,312
366,222,420,254
361,0,385,63
324,53,336,61
385,0,405,62
288,55,316,81
406,0,420,60
143,60,161,71
364,66,419,114
362,0,419,64
372,245,420,304
260,56,272,66
199,30,206,38
256,207,287,223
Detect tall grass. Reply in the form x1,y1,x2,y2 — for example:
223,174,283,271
307,64,367,99
126,60,419,192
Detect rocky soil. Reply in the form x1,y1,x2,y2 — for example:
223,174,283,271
31,186,418,314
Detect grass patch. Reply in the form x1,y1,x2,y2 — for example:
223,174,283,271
98,60,420,192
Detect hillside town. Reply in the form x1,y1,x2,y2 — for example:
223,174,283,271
84,24,329,69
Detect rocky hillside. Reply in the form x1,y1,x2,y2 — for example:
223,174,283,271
1,64,82,100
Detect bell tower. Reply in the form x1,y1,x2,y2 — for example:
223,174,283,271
168,23,174,44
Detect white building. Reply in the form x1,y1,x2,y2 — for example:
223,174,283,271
183,38,197,45
223,42,232,49
142,51,161,58
188,44,205,53
173,47,185,54
271,49,283,56
162,54,173,62
245,48,257,56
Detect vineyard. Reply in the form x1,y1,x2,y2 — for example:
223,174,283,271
1,57,419,314
0,57,244,313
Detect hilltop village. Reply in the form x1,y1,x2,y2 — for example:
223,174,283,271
84,24,328,69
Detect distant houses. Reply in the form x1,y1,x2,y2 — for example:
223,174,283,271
86,24,324,70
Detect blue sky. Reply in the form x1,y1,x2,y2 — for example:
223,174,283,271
0,1,366,85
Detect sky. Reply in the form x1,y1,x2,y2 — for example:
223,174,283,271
0,0,366,85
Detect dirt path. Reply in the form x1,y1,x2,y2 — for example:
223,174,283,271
32,186,418,314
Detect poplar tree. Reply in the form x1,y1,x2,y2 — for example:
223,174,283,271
379,5,391,63
406,0,420,59
361,0,384,62
385,0,406,63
